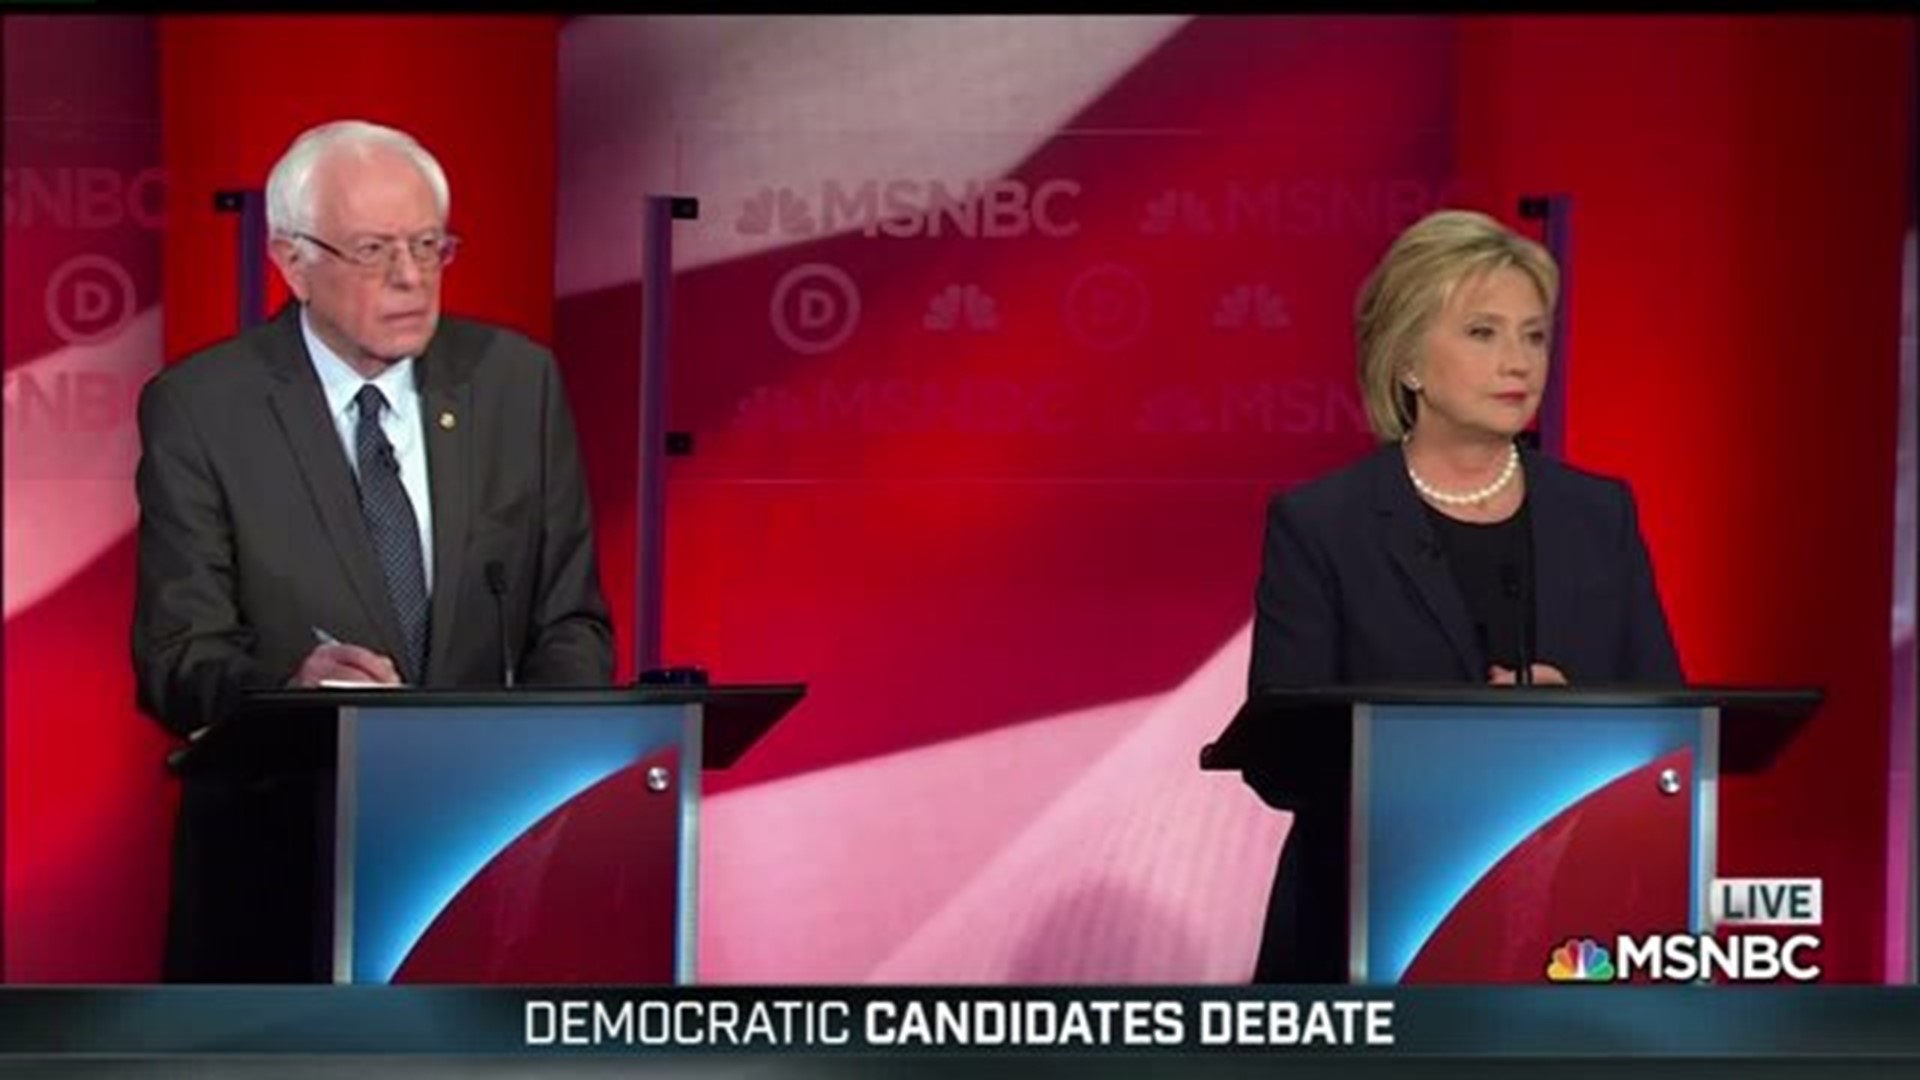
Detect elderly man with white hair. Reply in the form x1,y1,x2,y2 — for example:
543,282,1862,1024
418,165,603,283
132,120,614,981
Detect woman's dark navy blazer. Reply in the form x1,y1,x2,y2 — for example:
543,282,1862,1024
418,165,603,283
1250,442,1684,694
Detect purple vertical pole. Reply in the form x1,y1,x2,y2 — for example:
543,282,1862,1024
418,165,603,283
1520,195,1572,460
1898,31,1918,984
635,195,699,677
214,189,267,328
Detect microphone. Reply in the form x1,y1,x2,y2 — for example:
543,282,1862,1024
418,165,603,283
485,560,515,688
1500,561,1534,686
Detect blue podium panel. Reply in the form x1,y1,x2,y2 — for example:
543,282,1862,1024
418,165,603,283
333,702,701,985
1354,704,1715,984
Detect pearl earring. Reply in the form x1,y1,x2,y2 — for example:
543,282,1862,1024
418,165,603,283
1403,375,1422,392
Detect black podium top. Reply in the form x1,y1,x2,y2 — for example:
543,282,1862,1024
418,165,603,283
1202,684,1823,774
174,683,805,776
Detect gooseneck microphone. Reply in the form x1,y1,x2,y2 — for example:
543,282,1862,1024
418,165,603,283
1500,560,1534,686
485,560,515,688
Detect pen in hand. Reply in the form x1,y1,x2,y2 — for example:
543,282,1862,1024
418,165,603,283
304,627,404,687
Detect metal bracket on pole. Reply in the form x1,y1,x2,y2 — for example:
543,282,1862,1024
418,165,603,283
214,189,268,329
1519,194,1573,460
634,194,700,677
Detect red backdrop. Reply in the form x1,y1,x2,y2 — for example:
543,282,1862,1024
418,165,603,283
1453,15,1912,984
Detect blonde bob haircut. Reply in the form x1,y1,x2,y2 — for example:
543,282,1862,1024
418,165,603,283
1354,209,1559,441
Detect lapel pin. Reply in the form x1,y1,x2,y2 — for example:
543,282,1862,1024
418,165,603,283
438,411,456,431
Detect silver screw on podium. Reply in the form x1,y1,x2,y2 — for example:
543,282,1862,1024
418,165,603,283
647,766,672,793
1657,768,1682,796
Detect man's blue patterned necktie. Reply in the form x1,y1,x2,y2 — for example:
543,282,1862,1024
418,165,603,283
353,384,429,683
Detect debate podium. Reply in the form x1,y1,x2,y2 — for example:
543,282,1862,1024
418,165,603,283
176,684,803,985
1202,686,1820,984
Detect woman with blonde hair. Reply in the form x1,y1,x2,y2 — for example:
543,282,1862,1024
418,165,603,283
1245,209,1683,982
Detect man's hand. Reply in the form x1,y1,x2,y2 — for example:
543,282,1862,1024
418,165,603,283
288,643,402,687
1488,663,1569,686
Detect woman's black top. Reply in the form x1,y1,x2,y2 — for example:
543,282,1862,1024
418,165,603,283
1422,497,1535,672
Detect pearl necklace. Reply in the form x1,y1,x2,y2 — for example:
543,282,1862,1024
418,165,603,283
1406,441,1520,507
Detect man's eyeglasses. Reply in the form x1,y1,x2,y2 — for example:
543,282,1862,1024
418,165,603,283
295,231,461,272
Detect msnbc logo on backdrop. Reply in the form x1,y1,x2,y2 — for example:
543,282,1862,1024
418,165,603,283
1545,879,1824,984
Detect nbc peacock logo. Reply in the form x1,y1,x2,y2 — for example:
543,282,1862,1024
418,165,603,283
1546,937,1616,982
